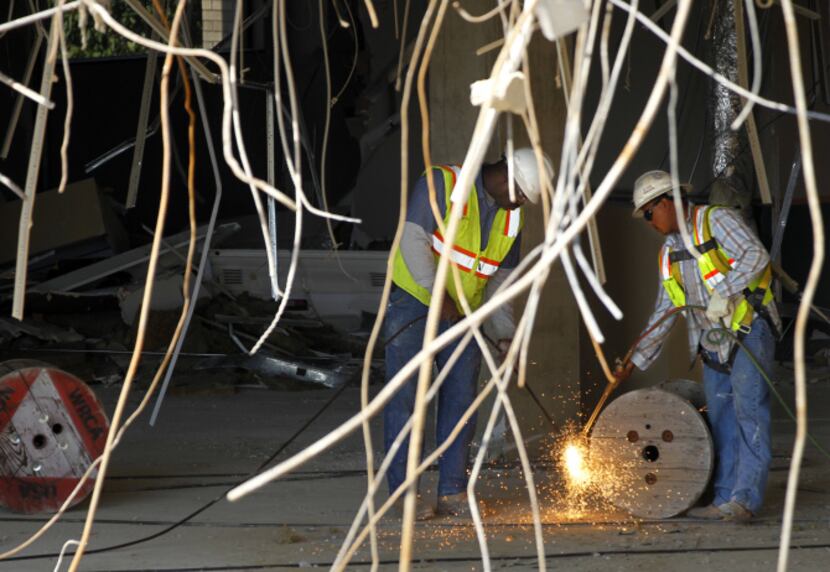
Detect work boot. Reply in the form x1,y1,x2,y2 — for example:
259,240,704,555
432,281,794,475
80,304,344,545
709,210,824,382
437,492,471,518
720,500,753,523
393,494,436,521
685,504,727,520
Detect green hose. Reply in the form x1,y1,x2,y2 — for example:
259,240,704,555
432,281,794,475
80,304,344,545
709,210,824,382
703,323,830,459
662,303,830,459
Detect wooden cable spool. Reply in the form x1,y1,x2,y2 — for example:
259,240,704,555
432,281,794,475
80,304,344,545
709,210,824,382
0,360,110,514
589,383,713,519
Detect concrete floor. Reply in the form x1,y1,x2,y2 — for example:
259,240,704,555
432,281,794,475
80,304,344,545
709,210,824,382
2,370,830,571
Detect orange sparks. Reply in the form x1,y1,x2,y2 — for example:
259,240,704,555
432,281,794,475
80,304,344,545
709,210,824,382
561,438,592,489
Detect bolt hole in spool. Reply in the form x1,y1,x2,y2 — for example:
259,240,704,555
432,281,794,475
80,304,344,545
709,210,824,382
641,445,660,462
0,360,110,514
589,381,713,519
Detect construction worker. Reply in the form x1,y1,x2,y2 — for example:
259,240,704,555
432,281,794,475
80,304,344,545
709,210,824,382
383,148,552,519
617,170,781,522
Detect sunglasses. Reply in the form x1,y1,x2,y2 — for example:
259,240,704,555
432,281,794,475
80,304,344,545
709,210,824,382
643,197,665,222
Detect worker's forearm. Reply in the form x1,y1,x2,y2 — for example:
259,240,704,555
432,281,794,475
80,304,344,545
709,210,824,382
484,268,516,339
630,285,676,370
399,222,436,291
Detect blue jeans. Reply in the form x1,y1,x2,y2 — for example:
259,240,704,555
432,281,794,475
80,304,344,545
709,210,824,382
702,318,774,514
382,288,481,497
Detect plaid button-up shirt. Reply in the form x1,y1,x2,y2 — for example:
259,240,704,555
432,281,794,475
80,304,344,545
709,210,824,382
631,206,781,370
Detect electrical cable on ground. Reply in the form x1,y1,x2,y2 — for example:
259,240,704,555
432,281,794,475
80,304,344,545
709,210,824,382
5,304,438,564
3,382,352,563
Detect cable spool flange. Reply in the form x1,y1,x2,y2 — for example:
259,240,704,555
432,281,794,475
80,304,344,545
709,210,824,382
0,360,110,514
589,386,713,519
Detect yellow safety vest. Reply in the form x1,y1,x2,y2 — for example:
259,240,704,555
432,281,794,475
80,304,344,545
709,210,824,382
659,206,774,333
392,164,523,313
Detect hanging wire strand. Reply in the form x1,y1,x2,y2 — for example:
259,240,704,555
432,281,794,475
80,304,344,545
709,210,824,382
330,0,349,28
318,0,340,251
452,0,512,24
0,7,226,560
332,0,358,104
0,171,25,199
0,0,79,35
228,0,282,300
394,0,411,91
65,3,191,569
0,0,16,39
667,54,702,260
776,1,822,569
3,3,825,572
52,0,73,194
0,68,54,107
608,0,830,124
317,0,359,285
350,1,441,568
732,0,763,129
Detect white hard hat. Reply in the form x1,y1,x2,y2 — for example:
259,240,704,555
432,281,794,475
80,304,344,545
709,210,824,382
511,147,553,205
631,170,691,217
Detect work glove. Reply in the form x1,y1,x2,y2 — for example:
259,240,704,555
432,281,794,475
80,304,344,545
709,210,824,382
706,290,733,324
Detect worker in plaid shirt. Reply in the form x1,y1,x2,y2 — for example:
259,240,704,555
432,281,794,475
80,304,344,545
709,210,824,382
617,170,780,522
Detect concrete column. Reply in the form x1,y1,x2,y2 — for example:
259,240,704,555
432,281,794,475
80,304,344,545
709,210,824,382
428,3,501,163
429,5,577,459
508,33,578,456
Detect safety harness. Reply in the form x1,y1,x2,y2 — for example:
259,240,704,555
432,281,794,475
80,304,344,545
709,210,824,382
659,206,779,371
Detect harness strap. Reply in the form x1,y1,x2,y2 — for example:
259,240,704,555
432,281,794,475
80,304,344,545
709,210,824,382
666,238,719,264
696,238,719,254
743,286,783,339
668,250,695,264
699,343,741,374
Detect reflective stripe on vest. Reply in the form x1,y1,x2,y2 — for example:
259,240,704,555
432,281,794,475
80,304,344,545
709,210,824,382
431,231,476,272
693,207,735,292
659,247,672,281
444,165,469,216
504,208,521,238
476,256,501,279
659,246,687,306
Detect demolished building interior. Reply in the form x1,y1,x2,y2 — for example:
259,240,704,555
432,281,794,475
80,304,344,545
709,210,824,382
1,0,830,570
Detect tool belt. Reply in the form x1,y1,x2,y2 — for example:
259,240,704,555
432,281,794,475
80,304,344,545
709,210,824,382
698,303,779,374
698,344,740,374
743,287,782,339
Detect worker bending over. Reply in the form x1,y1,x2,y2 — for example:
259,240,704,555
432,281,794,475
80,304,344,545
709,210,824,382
383,148,552,519
617,170,780,522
